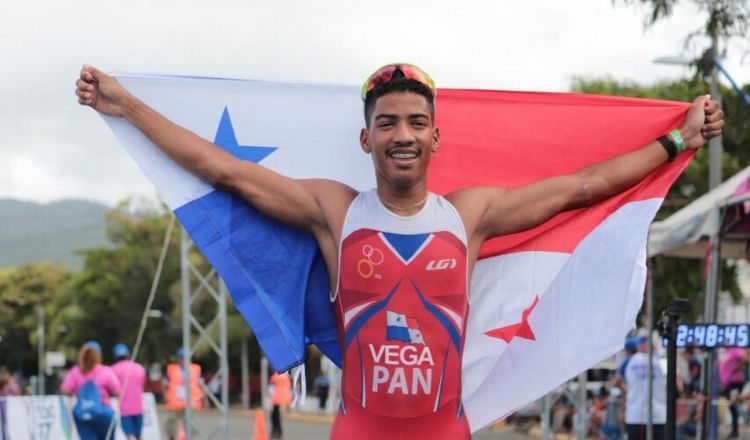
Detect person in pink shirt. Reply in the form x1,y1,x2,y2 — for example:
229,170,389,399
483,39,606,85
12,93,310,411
111,343,147,440
60,341,121,440
720,347,748,438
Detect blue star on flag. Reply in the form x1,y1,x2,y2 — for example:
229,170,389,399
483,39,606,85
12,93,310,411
213,106,277,163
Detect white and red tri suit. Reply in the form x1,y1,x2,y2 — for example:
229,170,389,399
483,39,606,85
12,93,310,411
331,189,470,439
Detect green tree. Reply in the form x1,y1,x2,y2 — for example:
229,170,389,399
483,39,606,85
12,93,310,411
571,76,747,319
570,76,750,195
0,263,71,374
64,198,260,398
617,0,749,78
64,199,182,365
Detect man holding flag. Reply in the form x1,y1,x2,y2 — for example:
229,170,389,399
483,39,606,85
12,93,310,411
75,63,723,439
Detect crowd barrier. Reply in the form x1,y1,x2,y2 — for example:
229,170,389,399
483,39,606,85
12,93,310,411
0,393,161,440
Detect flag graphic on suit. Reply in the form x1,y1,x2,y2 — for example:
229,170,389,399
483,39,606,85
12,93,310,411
387,311,426,345
102,73,691,431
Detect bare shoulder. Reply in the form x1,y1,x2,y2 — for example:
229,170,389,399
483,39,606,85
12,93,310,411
301,178,358,230
445,186,508,238
302,178,358,205
299,179,358,274
445,186,508,215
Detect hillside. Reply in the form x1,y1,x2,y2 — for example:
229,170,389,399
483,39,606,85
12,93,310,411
0,198,110,269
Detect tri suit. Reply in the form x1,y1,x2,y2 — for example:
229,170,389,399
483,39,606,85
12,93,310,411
331,189,471,439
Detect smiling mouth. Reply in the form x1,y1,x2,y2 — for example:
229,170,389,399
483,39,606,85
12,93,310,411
387,149,420,160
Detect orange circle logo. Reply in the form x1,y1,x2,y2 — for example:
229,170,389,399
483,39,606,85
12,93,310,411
357,258,374,278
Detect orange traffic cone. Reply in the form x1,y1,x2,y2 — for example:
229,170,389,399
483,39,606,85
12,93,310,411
177,421,187,440
251,409,268,440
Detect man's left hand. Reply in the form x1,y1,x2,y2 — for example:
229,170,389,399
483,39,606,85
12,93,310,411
681,95,724,150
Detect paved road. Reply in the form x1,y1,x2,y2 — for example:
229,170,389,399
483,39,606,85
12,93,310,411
166,408,532,440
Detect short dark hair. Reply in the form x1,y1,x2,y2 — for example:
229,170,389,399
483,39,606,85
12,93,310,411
363,77,435,127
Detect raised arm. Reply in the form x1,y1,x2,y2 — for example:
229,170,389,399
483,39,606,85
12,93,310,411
75,65,354,234
450,95,724,242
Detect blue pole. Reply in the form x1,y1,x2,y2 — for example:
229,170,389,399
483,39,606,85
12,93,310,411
714,59,750,105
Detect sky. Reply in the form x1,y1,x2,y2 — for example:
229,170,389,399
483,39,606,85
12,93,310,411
2,0,748,206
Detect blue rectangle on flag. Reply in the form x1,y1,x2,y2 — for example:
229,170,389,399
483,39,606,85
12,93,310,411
174,189,341,371
387,326,412,343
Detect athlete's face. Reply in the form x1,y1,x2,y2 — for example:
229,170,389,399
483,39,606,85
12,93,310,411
360,92,439,190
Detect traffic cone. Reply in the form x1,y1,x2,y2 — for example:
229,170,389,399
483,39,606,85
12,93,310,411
177,421,187,440
251,409,268,440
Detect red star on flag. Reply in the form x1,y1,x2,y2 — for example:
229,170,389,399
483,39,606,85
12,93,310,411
484,295,540,343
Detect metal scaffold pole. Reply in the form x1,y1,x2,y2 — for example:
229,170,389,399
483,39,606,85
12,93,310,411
181,227,230,440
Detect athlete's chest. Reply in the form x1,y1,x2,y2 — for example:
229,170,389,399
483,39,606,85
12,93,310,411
338,228,467,300
335,228,469,416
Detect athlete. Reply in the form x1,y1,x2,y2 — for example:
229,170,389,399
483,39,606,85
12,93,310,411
76,63,723,439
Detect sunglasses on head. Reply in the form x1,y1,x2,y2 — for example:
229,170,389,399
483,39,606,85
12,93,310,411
361,63,436,101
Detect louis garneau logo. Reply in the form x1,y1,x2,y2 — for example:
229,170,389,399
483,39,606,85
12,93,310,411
425,258,456,271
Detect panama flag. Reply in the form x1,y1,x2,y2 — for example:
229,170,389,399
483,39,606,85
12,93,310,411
102,73,691,431
386,311,425,345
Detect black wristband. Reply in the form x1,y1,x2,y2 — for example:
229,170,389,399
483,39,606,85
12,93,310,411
658,135,678,162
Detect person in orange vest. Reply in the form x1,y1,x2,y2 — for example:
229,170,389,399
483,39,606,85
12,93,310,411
268,370,293,439
163,348,204,440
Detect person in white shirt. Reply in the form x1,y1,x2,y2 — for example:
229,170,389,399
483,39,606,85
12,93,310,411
623,336,666,440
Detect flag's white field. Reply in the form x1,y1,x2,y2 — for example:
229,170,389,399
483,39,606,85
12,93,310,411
106,74,374,209
463,200,655,426
103,73,678,432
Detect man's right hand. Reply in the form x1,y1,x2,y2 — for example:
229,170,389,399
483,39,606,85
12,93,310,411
75,65,130,117
74,66,354,285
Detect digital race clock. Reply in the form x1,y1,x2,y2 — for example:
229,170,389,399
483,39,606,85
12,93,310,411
674,324,750,348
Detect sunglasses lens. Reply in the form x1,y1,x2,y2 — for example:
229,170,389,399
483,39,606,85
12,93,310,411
370,66,396,88
361,64,436,100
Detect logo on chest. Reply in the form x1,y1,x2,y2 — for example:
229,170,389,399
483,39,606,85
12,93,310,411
357,244,384,279
425,258,457,271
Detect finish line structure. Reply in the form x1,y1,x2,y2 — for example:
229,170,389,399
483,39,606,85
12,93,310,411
180,227,230,440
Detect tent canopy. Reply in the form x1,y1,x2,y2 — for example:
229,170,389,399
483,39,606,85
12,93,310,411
648,166,750,259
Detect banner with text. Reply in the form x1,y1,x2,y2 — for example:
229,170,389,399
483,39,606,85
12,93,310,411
1,393,160,440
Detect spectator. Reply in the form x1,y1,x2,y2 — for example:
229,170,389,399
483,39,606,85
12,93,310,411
674,355,703,440
207,370,222,406
623,335,666,440
686,359,701,395
269,370,293,439
209,372,221,394
598,387,623,440
313,372,331,411
163,348,203,440
719,347,748,438
0,369,12,440
676,382,703,440
613,336,640,390
589,388,605,438
677,348,697,390
0,369,20,396
60,341,121,440
111,343,146,440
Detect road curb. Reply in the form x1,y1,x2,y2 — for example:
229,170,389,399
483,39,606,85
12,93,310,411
157,405,336,425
